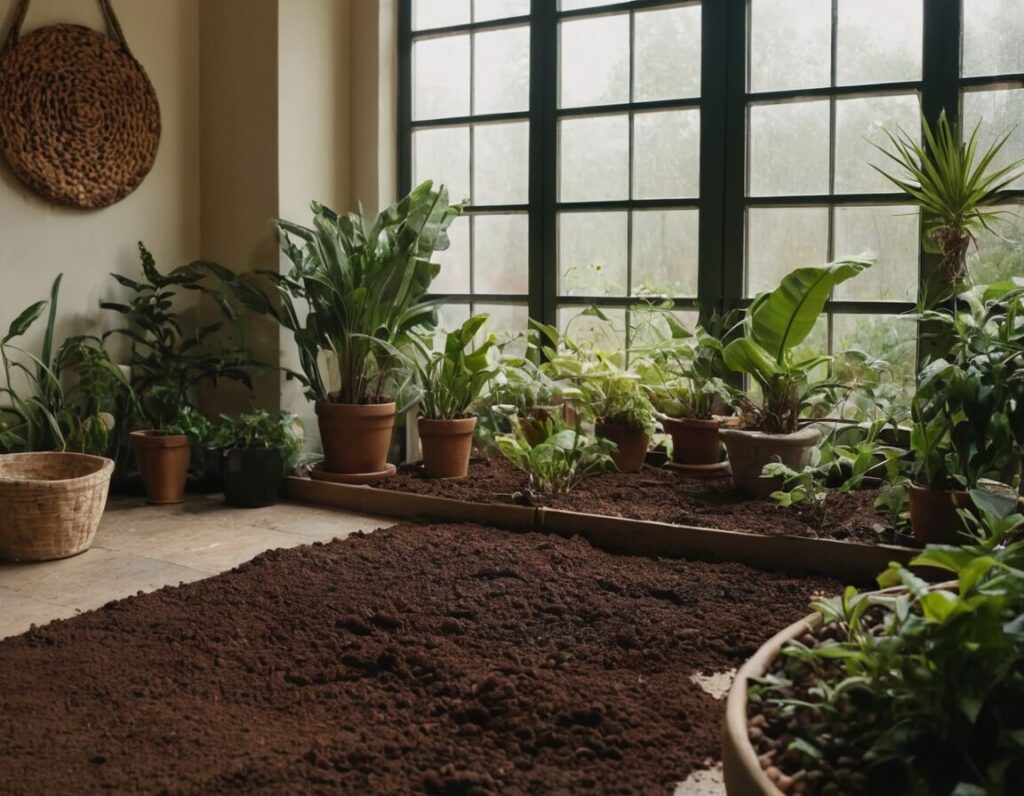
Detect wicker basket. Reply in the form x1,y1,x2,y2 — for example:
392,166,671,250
0,452,114,562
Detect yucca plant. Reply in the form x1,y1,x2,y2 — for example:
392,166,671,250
873,109,1024,296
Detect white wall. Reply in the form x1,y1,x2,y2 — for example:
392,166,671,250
0,0,201,360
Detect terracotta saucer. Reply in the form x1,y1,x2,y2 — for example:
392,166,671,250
663,460,732,480
310,463,397,485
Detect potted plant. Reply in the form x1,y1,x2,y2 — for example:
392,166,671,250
720,258,872,496
212,182,462,482
727,488,1024,795
905,283,1024,543
412,314,496,479
633,308,738,476
582,369,656,473
214,410,304,508
873,109,1024,298
129,406,204,505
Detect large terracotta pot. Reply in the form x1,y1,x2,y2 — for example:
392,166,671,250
719,426,821,498
595,421,650,473
418,416,477,479
662,416,721,465
130,430,191,505
316,401,396,475
908,484,972,545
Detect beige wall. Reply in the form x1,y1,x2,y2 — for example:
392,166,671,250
0,0,397,434
0,0,201,360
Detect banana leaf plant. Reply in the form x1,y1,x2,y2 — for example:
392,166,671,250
723,258,873,434
208,181,463,407
872,109,1024,301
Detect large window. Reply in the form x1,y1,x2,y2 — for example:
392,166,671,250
400,0,1024,362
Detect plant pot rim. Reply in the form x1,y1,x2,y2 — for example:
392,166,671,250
0,451,115,485
909,482,969,497
596,419,649,432
662,415,720,429
129,430,190,446
316,400,396,414
418,415,477,428
319,398,396,407
719,426,821,445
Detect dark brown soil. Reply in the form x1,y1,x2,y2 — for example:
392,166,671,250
0,522,838,795
383,458,914,547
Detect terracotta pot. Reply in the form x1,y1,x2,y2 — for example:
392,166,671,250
130,430,191,505
662,416,721,465
519,404,579,446
595,421,650,473
908,484,972,545
418,416,477,479
316,401,396,475
719,426,821,498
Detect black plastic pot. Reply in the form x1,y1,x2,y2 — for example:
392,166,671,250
223,447,284,509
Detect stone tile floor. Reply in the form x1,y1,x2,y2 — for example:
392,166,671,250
0,494,392,641
0,493,728,794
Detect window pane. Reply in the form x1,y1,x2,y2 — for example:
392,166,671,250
474,214,529,294
413,0,470,30
474,26,530,115
473,0,529,22
632,209,699,298
833,205,919,302
833,314,917,408
633,109,700,199
834,93,919,194
749,0,830,93
962,0,1024,77
412,35,470,120
560,0,619,11
558,307,627,351
473,121,529,205
558,115,629,201
836,0,922,86
476,303,529,343
430,304,473,351
967,202,1024,284
431,215,471,294
962,87,1024,191
413,126,471,204
634,4,701,102
748,100,830,196
559,14,629,108
746,207,829,296
791,314,828,380
558,211,628,296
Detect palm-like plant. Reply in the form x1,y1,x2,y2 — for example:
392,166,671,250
872,110,1024,295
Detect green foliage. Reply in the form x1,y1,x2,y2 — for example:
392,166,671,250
910,283,1024,490
583,369,657,434
413,314,497,420
210,410,304,472
495,417,617,497
210,181,463,406
873,109,1024,297
102,244,257,430
723,259,873,433
751,489,1024,794
632,304,738,421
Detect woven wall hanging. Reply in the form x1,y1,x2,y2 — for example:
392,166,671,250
0,0,160,209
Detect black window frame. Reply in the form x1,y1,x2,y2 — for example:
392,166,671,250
398,0,1024,346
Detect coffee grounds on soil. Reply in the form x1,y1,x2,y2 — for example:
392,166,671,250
382,458,912,547
0,522,838,795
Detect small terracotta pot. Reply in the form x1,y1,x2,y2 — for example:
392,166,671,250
316,401,396,475
719,426,821,498
519,404,579,446
908,484,972,545
130,430,191,505
595,421,650,473
662,416,721,465
418,416,477,479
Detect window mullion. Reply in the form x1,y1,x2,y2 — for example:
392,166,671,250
529,0,557,327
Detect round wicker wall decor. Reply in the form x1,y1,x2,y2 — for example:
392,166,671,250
0,0,160,209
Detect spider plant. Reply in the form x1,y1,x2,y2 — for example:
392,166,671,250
872,109,1024,299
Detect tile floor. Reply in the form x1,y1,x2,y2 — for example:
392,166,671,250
0,494,392,640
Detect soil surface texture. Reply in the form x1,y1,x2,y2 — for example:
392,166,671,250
383,458,913,547
0,522,837,795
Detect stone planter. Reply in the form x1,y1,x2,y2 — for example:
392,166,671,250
720,426,821,498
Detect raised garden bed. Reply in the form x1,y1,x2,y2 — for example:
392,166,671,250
287,458,920,583
0,521,838,794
